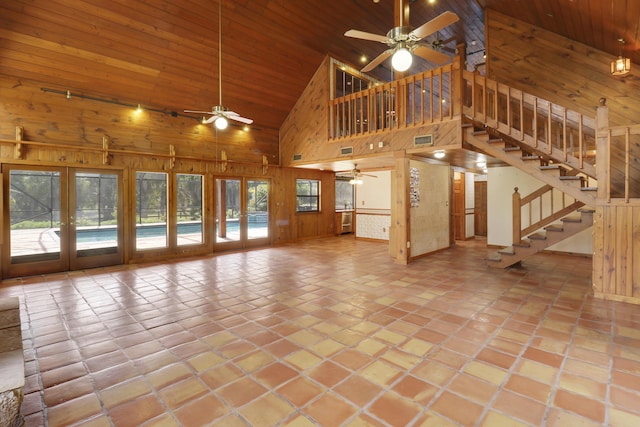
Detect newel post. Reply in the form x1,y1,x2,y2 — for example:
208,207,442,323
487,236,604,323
595,98,609,201
512,187,521,244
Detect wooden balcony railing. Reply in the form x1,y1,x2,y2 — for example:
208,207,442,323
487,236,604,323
329,57,461,140
462,71,597,177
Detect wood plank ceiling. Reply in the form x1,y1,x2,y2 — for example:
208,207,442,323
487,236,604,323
0,0,635,140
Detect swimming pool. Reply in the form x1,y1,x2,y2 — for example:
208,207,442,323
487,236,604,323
72,220,267,243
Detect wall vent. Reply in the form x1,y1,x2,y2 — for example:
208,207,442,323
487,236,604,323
414,134,433,146
340,146,353,155
292,153,302,161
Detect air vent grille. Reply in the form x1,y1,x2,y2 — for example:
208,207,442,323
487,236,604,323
340,146,353,155
292,153,302,161
414,134,433,146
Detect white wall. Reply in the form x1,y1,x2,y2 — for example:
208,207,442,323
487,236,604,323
355,171,391,240
488,167,592,254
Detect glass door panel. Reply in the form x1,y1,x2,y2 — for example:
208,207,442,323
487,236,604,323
2,165,124,278
215,178,242,249
6,168,64,270
135,172,168,250
70,170,123,270
246,179,269,244
177,174,204,246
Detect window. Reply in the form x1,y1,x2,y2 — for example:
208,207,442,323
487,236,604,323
296,179,320,212
335,178,354,210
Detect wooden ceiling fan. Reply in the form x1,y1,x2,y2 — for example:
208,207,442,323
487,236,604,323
345,0,459,72
183,0,253,129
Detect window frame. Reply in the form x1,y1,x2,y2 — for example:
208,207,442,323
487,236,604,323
296,179,321,212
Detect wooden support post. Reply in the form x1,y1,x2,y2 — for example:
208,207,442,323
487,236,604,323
169,144,175,170
220,150,227,172
512,187,521,244
595,98,609,201
14,126,26,159
102,135,111,165
262,155,268,175
390,151,410,265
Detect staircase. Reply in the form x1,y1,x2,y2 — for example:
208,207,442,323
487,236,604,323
463,126,596,206
463,125,596,268
486,208,594,268
459,72,601,268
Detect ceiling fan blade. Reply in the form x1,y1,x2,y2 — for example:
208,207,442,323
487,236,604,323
204,115,219,124
227,114,254,124
184,109,213,114
410,11,460,40
344,29,388,44
413,45,451,65
361,49,394,72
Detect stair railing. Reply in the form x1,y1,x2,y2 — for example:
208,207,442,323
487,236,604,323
462,71,597,176
512,186,585,244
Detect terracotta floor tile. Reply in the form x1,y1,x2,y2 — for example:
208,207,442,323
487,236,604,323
254,362,298,388
448,373,498,405
46,393,103,427
303,392,358,427
239,393,296,427
334,374,383,407
277,376,326,407
217,376,268,407
553,389,605,423
7,238,640,426
159,377,209,409
504,373,551,404
545,408,603,427
43,375,95,407
99,376,151,409
173,393,229,427
430,391,485,426
391,375,439,405
307,360,351,388
491,389,546,425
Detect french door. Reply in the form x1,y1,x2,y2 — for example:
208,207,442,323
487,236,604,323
2,165,123,278
215,177,270,251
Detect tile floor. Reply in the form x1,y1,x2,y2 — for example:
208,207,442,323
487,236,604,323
1,237,640,427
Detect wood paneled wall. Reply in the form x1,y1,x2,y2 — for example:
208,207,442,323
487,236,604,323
0,75,338,267
593,205,640,304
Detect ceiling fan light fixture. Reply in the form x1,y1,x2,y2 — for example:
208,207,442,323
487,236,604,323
392,47,413,72
214,116,228,130
349,178,363,185
434,149,446,159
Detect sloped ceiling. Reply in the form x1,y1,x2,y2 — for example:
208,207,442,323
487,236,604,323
0,0,634,134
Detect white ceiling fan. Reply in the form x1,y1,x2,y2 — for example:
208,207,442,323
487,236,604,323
345,9,459,73
184,0,253,129
337,164,378,185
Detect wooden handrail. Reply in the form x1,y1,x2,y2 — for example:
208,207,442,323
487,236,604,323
512,185,585,244
462,70,597,177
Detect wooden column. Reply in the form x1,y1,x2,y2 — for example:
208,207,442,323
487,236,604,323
389,151,410,264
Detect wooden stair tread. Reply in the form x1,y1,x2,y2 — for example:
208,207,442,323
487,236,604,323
545,225,563,232
529,233,546,240
498,247,516,255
